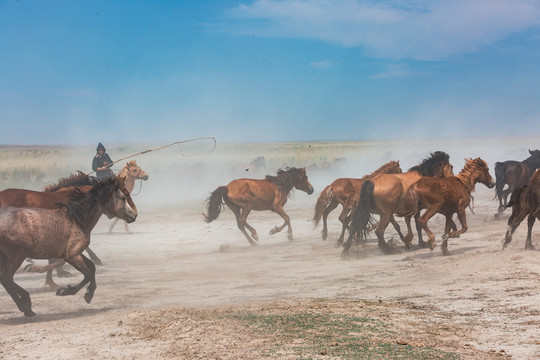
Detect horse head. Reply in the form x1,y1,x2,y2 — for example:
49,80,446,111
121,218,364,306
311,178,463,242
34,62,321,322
125,160,149,180
102,177,138,223
294,167,314,195
527,149,540,168
469,158,495,189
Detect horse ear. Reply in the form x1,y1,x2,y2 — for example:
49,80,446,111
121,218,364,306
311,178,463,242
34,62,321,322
530,149,533,154
303,167,306,172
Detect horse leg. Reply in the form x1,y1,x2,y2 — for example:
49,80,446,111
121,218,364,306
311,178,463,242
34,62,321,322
374,215,391,254
123,220,132,234
240,207,259,242
108,217,120,233
270,206,293,240
503,209,528,248
414,212,428,248
525,214,536,250
335,201,353,247
85,247,103,266
0,250,35,316
418,207,439,251
442,209,468,255
390,215,408,244
56,254,96,303
322,199,339,241
402,215,413,248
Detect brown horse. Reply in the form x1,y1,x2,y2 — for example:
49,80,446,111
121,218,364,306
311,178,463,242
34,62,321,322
0,176,137,317
494,149,540,216
108,160,149,233
413,158,495,255
503,168,540,250
204,167,314,245
344,151,454,254
313,161,402,246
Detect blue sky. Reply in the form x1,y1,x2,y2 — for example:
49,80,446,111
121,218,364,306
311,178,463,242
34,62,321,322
1,0,540,145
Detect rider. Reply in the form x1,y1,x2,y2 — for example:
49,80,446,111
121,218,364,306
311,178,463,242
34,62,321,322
92,142,115,180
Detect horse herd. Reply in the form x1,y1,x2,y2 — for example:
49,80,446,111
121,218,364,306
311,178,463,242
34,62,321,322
1,150,539,317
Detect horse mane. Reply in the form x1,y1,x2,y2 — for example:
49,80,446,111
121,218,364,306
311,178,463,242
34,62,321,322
455,158,487,192
65,176,118,229
369,161,401,178
44,171,95,192
265,167,303,196
408,151,450,176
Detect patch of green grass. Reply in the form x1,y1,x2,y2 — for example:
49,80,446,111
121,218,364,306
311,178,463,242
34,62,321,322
228,312,459,360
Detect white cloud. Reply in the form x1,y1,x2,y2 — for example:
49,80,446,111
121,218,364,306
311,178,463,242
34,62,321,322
228,0,540,60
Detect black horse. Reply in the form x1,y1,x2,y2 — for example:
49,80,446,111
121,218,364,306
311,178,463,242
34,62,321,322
495,149,540,216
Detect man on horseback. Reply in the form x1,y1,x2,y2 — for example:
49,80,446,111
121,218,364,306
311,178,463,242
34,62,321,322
92,142,114,180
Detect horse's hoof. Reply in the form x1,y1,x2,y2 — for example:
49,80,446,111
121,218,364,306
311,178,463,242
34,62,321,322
525,244,535,250
442,234,449,241
24,309,36,317
269,228,277,235
22,264,33,272
56,285,73,296
335,241,342,248
288,234,293,241
84,292,94,304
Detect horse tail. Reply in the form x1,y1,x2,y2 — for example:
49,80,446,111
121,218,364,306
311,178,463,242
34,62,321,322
203,186,228,223
313,185,333,226
349,180,376,243
494,161,506,200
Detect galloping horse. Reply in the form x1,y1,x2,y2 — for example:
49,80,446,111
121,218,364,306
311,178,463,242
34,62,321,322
204,167,314,245
0,172,98,287
313,161,402,246
0,176,137,316
108,160,149,233
494,149,540,216
344,151,453,254
412,158,495,255
503,168,540,250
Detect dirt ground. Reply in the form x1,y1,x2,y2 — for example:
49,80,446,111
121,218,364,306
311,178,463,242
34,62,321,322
1,185,539,359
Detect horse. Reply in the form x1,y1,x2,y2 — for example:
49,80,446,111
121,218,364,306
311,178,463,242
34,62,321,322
503,168,540,250
494,149,540,216
313,161,402,246
344,151,454,254
204,167,314,245
412,158,495,255
108,160,149,233
0,172,98,287
0,176,137,317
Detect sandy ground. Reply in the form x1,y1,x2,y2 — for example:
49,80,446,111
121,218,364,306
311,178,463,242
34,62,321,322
1,185,539,359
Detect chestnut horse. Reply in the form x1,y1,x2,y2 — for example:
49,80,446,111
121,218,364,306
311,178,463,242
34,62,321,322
0,176,137,316
313,161,402,246
204,167,314,245
503,168,540,250
108,160,149,233
344,151,454,254
494,149,540,216
413,158,495,255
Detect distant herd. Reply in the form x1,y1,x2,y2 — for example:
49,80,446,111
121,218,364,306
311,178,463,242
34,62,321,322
1,149,540,317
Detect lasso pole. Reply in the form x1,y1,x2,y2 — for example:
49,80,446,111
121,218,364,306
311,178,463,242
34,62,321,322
87,137,216,176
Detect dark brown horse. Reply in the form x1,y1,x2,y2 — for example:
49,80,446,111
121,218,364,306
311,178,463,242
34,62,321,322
495,149,540,216
313,161,402,246
344,151,454,254
413,158,495,255
503,168,540,250
0,172,106,288
204,167,314,245
0,176,137,317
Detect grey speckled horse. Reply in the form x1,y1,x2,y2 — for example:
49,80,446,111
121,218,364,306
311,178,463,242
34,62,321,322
0,177,137,317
